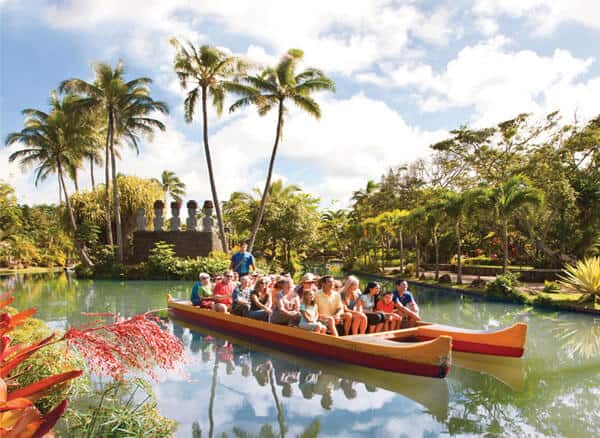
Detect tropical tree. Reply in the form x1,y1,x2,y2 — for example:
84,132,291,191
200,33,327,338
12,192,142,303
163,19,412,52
61,61,169,262
423,196,448,280
152,170,186,203
491,175,543,272
170,39,248,254
440,188,490,284
405,208,427,278
229,48,335,251
321,209,349,259
5,92,94,266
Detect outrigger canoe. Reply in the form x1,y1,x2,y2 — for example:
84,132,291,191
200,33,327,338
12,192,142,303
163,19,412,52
348,321,527,358
167,296,452,379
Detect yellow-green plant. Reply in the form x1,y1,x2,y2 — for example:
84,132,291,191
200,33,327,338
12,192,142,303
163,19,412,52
558,256,600,303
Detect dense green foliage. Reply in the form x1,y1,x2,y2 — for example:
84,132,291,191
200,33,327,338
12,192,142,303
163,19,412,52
320,113,600,275
0,182,73,267
144,241,230,280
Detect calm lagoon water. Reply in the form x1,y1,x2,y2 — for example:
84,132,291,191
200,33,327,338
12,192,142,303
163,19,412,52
3,272,599,437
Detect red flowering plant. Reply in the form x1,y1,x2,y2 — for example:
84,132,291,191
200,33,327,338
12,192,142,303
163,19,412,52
0,291,185,437
64,312,185,381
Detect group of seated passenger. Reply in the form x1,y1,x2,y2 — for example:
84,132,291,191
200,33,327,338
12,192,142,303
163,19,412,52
190,271,420,336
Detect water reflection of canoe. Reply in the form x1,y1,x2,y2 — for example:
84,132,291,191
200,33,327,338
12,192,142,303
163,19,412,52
452,352,526,391
347,322,527,357
171,317,450,421
167,297,452,379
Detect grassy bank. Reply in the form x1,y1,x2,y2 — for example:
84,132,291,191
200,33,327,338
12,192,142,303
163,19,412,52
0,266,65,276
353,271,600,315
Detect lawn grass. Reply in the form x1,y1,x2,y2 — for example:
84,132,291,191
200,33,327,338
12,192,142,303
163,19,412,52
0,267,63,276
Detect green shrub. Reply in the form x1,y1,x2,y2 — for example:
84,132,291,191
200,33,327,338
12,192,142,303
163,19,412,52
484,272,526,303
543,280,561,294
145,241,179,279
144,242,230,280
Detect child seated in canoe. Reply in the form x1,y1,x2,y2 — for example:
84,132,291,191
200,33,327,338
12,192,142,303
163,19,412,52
190,272,214,309
375,290,402,330
298,289,327,334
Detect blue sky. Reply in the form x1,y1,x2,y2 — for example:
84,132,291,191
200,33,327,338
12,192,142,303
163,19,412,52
2,0,599,207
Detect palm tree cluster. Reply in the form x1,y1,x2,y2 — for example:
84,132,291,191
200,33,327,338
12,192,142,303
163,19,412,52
6,61,168,264
170,41,335,253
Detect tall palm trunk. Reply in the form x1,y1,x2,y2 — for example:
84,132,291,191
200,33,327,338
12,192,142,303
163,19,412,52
502,219,509,273
201,86,228,254
398,230,404,274
73,170,79,192
90,156,95,189
415,233,420,278
433,225,440,281
104,116,114,247
57,160,94,267
456,219,463,285
110,113,124,262
248,99,284,252
58,174,62,204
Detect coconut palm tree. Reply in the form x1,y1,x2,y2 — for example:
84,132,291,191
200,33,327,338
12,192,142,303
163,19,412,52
152,170,186,203
440,188,490,284
61,61,168,262
491,175,543,272
5,91,94,266
170,39,248,254
229,49,335,252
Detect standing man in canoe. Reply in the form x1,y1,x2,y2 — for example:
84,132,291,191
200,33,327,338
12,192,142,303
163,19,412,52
230,242,257,278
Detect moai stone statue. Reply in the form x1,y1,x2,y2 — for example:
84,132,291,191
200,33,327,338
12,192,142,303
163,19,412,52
170,201,181,231
202,200,215,232
186,200,198,231
153,200,165,231
135,208,146,231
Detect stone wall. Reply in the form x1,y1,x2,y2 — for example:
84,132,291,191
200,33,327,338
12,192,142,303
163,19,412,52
130,231,223,263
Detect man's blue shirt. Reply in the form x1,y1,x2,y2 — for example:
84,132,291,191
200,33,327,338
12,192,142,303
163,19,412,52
393,290,415,307
231,251,254,274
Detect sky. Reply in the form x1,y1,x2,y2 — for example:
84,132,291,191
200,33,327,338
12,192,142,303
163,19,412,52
1,0,600,208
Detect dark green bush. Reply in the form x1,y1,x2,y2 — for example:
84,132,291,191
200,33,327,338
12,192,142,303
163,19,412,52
484,272,526,303
144,242,229,279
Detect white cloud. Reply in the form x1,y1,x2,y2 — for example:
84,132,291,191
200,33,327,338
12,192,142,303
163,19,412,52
33,0,460,76
357,36,599,126
473,0,600,34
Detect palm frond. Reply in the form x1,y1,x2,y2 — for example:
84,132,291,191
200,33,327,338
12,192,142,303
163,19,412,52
184,87,200,122
294,78,336,95
276,48,303,87
291,95,321,119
